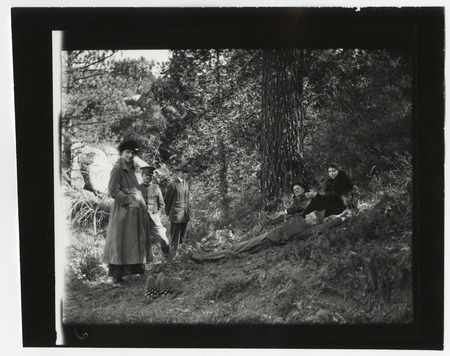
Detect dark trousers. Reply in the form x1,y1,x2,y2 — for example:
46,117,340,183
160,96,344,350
301,197,345,218
170,222,188,251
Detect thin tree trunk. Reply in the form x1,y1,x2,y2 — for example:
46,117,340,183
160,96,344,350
61,51,75,180
215,50,230,213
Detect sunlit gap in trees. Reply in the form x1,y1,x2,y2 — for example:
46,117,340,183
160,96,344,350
114,50,171,77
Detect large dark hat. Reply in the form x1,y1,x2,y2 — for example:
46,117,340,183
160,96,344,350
140,165,156,174
291,181,310,193
118,140,140,153
175,163,189,172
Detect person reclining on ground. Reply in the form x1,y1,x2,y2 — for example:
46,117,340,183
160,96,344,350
232,181,310,241
190,192,355,264
262,181,311,228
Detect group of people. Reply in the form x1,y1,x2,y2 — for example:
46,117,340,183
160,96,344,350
102,140,191,288
102,139,355,286
190,165,355,263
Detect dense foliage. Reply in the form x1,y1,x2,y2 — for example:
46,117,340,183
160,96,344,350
302,49,412,185
150,49,264,226
61,51,166,173
61,48,413,325
61,48,412,208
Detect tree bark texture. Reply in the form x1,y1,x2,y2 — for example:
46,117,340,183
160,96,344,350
61,51,75,178
215,50,230,214
261,49,306,211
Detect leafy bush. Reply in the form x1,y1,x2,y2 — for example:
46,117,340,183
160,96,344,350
66,188,111,234
65,229,108,283
188,181,263,249
366,152,412,201
303,49,412,186
291,166,412,317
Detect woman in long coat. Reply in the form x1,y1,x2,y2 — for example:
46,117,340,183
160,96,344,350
300,162,354,219
103,140,152,287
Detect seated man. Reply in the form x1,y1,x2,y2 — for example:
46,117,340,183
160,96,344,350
190,192,355,264
264,181,311,227
226,181,310,243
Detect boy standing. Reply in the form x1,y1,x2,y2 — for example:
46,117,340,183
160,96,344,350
139,166,170,255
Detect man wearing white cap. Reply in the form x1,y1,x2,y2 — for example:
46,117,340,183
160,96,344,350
139,165,170,256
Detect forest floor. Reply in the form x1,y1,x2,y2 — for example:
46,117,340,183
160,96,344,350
63,197,413,326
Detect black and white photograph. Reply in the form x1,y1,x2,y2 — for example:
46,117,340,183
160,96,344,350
8,5,445,352
58,46,414,323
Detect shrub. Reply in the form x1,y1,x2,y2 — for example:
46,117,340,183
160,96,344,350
367,152,412,201
188,183,263,250
292,166,413,316
66,188,111,234
65,229,108,283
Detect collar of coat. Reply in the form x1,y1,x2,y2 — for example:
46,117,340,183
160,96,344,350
117,157,135,172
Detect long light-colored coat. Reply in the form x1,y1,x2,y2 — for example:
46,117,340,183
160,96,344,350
164,178,190,223
103,157,152,265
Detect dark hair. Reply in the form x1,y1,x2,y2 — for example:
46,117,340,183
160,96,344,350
118,140,140,154
328,162,340,171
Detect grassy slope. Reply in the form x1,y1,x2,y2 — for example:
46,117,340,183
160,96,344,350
63,197,413,325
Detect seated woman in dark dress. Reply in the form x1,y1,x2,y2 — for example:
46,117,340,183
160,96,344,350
300,163,354,220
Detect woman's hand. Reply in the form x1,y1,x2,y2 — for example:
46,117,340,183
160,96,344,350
334,209,353,221
336,209,350,218
305,191,317,199
325,209,351,222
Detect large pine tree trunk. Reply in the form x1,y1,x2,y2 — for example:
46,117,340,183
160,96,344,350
261,49,306,211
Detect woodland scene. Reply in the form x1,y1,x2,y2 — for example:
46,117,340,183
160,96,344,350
60,48,413,325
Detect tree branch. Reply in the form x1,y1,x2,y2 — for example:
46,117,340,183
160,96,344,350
72,51,119,71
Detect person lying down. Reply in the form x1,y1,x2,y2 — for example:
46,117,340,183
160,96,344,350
190,193,354,264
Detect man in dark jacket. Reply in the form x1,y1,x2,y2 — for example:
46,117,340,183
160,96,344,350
164,164,190,253
281,181,311,215
264,181,311,227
